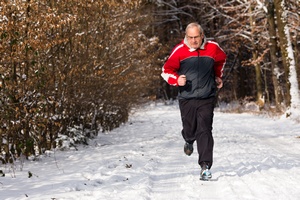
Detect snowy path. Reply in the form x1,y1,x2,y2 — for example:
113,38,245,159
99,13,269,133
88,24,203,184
1,103,300,200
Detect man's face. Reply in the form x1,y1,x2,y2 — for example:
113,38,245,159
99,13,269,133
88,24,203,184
186,27,203,49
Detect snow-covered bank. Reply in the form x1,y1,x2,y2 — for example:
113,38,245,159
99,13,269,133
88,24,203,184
1,103,300,200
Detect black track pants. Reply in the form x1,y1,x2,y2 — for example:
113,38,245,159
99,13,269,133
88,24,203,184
179,97,215,168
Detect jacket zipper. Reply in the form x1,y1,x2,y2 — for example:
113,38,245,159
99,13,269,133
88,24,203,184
197,49,201,91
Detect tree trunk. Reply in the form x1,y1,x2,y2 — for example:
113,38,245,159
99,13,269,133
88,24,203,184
249,3,264,108
274,0,300,116
266,0,283,111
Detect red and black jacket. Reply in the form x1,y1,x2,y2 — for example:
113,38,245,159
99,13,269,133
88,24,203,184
161,38,226,99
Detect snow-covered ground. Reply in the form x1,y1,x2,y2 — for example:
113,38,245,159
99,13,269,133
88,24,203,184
1,102,300,200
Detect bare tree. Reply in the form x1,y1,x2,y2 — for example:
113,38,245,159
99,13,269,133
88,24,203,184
153,0,299,113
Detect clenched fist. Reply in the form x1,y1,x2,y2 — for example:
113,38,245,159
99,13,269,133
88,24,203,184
215,77,223,89
177,75,186,86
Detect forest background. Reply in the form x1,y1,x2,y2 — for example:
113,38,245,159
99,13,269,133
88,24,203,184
0,0,299,163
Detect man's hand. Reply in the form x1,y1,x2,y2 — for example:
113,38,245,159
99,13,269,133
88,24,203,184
215,77,223,89
177,75,186,86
